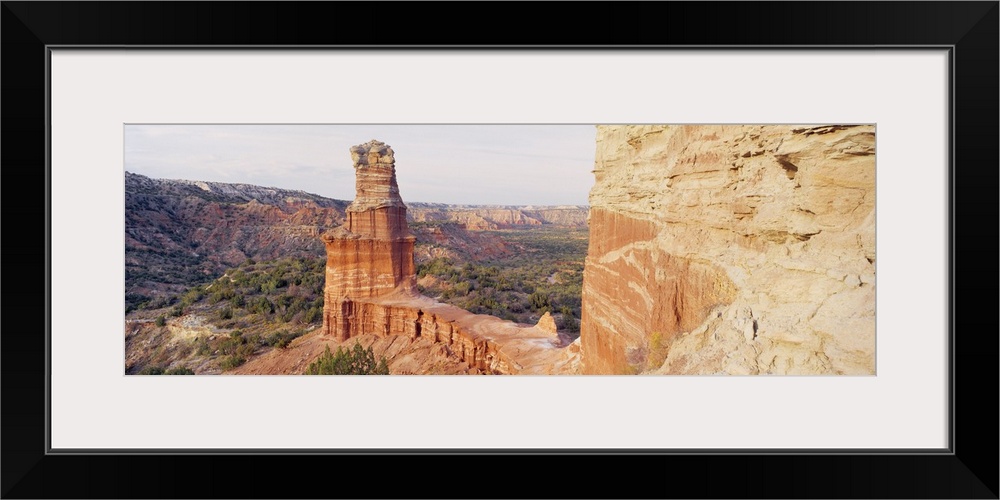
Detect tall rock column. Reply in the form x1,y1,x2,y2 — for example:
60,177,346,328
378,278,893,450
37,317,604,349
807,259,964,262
321,140,417,340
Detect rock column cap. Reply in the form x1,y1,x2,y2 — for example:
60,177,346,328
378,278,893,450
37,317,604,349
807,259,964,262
350,139,395,166
346,139,407,212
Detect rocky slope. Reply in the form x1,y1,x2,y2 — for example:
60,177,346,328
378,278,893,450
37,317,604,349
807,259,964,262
410,222,515,262
580,125,875,375
125,172,349,304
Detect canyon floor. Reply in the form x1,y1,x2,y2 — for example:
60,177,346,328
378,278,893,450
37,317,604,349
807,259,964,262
125,226,587,375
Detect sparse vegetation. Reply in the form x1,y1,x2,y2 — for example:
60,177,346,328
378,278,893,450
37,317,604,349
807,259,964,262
305,344,390,375
416,227,587,338
220,355,246,371
128,225,587,374
647,331,669,370
154,256,327,330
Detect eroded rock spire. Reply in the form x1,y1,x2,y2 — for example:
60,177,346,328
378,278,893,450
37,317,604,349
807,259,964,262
321,140,417,339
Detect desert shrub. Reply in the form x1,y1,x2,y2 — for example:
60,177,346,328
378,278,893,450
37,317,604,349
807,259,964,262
264,329,306,349
220,355,246,371
218,307,233,320
165,367,195,375
248,296,274,315
303,306,322,324
209,287,236,304
647,331,668,370
195,337,210,356
154,315,166,327
138,366,164,375
560,314,579,334
305,344,389,375
529,291,549,310
180,287,204,307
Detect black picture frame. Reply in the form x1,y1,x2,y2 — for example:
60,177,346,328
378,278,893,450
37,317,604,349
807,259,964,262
3,2,996,498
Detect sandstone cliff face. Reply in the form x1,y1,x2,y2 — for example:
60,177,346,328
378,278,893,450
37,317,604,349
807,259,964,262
325,295,576,374
581,125,875,375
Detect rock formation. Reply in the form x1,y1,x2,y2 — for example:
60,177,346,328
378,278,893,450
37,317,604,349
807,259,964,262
320,140,416,308
580,125,875,375
536,311,558,336
319,140,578,374
408,205,588,230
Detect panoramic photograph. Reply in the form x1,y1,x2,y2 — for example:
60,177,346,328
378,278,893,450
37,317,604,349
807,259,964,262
124,124,875,375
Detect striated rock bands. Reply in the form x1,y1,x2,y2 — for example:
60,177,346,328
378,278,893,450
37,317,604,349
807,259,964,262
319,140,579,374
581,125,875,375
408,205,588,230
324,295,575,374
124,172,348,303
320,140,417,308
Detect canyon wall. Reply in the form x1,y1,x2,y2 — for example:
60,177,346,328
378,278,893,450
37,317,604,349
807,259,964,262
328,295,573,374
409,205,588,230
124,172,348,304
320,140,578,374
580,125,875,375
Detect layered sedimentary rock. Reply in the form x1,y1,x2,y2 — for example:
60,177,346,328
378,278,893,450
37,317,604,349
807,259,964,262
320,140,417,306
408,205,588,229
581,125,875,375
324,295,576,374
319,140,578,374
124,172,348,304
410,223,514,262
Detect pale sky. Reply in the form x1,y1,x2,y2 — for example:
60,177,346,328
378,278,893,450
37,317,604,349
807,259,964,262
124,124,597,205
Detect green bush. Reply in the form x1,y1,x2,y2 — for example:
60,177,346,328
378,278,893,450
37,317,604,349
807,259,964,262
165,367,195,375
220,355,246,371
154,315,166,327
305,344,389,375
529,291,549,310
195,337,210,356
303,306,322,324
138,366,164,375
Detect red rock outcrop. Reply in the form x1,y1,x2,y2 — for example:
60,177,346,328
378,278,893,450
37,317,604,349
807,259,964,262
124,171,348,303
318,140,579,374
320,140,417,310
536,311,558,336
581,125,875,375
